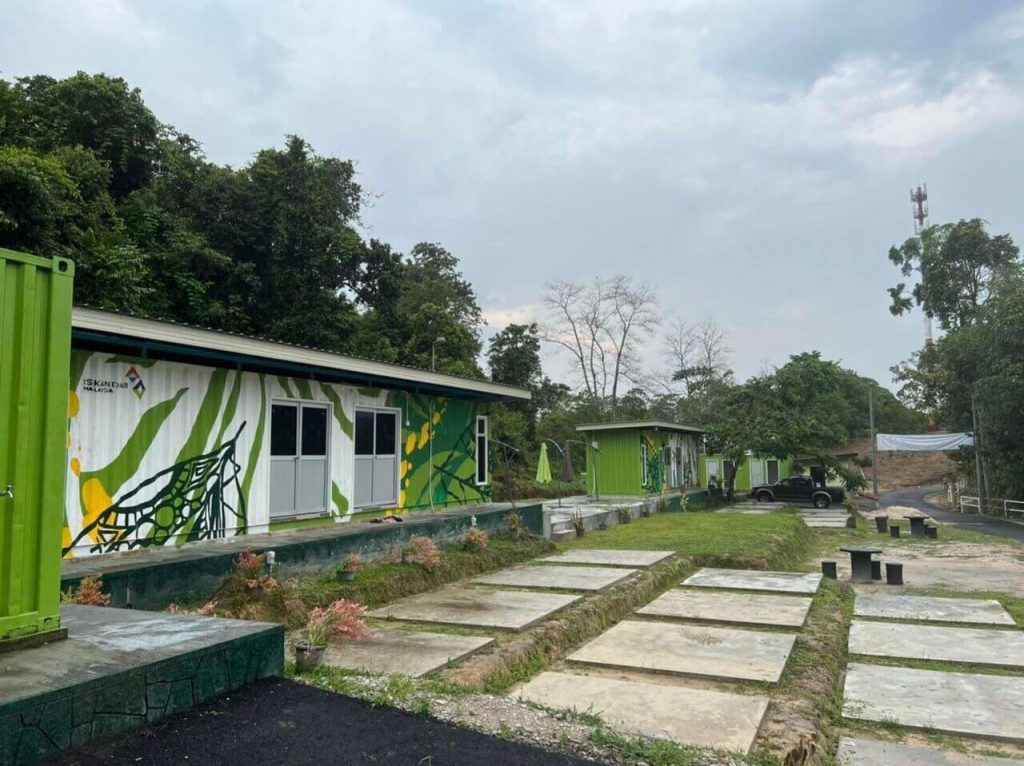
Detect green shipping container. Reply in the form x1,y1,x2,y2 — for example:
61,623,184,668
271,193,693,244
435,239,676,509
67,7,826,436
0,249,74,643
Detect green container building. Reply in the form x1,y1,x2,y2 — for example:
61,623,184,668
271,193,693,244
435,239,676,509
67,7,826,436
0,249,74,644
699,453,793,492
577,421,704,497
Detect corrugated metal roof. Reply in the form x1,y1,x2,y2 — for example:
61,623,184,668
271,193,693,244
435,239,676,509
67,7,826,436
575,420,705,434
71,306,530,401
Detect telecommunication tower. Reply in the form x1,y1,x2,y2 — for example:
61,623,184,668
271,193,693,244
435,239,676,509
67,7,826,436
910,184,932,345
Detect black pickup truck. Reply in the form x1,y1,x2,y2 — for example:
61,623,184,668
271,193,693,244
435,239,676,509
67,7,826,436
748,476,845,508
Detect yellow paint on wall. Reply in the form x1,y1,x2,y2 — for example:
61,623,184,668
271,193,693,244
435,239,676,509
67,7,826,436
405,433,416,455
81,477,113,542
68,391,79,418
61,526,73,558
399,489,406,507
417,422,430,450
400,460,410,479
432,411,441,425
70,457,81,477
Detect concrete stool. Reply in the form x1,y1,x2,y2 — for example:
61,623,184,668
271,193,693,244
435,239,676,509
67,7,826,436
925,525,938,539
821,560,837,579
874,516,888,533
870,560,882,580
885,562,904,585
889,525,900,538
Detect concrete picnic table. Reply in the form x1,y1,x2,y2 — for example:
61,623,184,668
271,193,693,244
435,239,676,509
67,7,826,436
839,545,882,583
903,516,928,538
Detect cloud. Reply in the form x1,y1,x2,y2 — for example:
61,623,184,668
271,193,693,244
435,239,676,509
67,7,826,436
2,0,1023,391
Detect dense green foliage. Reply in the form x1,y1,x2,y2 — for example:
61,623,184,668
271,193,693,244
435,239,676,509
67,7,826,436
0,72,484,376
889,220,1024,499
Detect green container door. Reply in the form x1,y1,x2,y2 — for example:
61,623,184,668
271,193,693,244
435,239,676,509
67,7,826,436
0,249,74,642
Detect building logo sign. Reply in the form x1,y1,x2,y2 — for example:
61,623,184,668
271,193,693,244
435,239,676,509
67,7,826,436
82,366,146,397
125,366,146,399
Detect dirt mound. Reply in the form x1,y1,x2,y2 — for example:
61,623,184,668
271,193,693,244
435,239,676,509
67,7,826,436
839,438,958,492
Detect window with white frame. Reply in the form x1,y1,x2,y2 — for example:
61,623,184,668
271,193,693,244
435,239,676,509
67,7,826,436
640,441,649,486
475,416,489,485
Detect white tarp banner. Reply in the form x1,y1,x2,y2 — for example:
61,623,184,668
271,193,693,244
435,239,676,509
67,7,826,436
877,432,974,452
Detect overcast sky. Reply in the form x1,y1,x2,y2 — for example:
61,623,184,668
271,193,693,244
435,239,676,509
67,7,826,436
4,0,1024,391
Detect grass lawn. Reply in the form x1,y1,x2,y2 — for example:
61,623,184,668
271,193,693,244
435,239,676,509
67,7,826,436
558,510,816,571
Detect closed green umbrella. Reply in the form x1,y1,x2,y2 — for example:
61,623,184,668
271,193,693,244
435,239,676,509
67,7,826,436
536,442,553,484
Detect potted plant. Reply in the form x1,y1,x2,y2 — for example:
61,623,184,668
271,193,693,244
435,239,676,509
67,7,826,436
570,509,586,538
295,599,371,673
336,553,362,582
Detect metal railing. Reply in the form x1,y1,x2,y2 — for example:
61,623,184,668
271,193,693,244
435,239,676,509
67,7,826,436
959,495,981,514
958,494,1024,519
1004,498,1024,519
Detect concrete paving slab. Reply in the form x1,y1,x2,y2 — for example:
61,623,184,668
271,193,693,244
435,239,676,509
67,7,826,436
368,586,581,630
568,619,796,683
638,589,812,628
539,549,674,568
320,628,494,677
836,737,1024,765
849,620,1024,668
684,567,822,595
854,594,1016,626
843,662,1024,742
469,564,637,592
514,671,769,753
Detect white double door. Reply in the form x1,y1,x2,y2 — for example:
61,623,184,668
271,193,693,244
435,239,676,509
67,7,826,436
354,408,399,508
270,402,329,518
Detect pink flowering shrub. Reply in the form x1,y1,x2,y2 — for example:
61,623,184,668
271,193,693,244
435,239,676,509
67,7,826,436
304,599,371,649
404,535,442,572
166,600,218,617
341,553,362,573
464,526,488,551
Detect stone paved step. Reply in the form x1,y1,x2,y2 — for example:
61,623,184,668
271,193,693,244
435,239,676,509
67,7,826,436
515,672,769,754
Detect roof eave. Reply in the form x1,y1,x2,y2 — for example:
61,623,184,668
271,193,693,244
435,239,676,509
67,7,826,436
71,308,530,402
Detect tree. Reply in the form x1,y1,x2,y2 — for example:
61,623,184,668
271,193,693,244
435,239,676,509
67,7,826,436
888,219,1020,331
542,276,658,413
487,323,542,390
0,72,161,197
663,317,733,425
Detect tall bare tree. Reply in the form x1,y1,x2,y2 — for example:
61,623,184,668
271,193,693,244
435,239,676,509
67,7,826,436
663,318,732,425
542,276,659,414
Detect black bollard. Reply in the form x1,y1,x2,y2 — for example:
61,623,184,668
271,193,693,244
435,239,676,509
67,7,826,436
821,560,837,579
870,560,882,580
925,525,938,539
886,562,904,585
890,525,900,538
874,516,888,533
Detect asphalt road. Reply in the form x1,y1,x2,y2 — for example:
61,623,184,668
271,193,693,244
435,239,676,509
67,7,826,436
880,485,1024,544
45,678,600,766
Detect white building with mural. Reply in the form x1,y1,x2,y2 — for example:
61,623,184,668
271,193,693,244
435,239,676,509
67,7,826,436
64,308,528,559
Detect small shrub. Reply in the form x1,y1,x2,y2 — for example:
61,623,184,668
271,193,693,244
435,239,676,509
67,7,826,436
506,511,524,540
843,497,858,513
617,507,632,525
304,599,371,649
61,576,110,606
570,510,586,538
340,553,362,573
464,526,489,551
678,494,690,513
656,497,669,513
235,546,264,576
166,600,217,617
404,535,442,572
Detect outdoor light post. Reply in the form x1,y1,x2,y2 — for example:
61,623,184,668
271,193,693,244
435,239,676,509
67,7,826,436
431,336,446,372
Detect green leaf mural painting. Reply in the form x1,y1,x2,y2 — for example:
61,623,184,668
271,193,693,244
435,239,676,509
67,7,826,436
63,351,489,558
